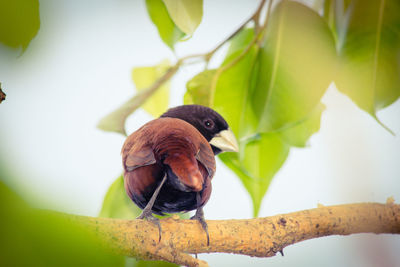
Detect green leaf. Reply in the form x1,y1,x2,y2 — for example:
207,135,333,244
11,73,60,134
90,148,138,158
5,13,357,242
213,41,259,138
0,0,40,51
223,27,255,63
145,0,185,49
132,60,171,118
97,91,151,136
278,103,325,147
97,60,172,135
162,0,203,36
0,181,124,267
184,69,216,106
184,17,329,216
219,133,290,217
335,0,400,125
252,0,336,132
99,176,140,219
185,28,260,139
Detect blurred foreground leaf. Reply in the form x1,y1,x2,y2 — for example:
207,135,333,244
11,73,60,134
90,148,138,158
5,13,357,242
162,0,203,36
220,134,290,217
145,0,185,49
0,181,123,267
252,0,336,132
335,0,400,127
132,60,171,118
0,0,40,50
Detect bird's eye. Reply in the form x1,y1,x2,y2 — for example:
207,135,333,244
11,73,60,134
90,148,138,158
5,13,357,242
204,119,214,128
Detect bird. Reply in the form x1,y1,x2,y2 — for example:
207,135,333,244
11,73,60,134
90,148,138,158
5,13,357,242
121,105,239,245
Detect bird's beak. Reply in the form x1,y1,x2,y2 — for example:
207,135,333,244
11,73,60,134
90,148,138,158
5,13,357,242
209,128,239,153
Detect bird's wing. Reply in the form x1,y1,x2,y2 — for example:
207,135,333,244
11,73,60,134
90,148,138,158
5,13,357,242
124,146,156,172
195,142,216,179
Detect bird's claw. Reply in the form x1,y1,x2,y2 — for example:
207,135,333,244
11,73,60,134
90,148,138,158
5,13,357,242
191,211,210,246
137,210,162,242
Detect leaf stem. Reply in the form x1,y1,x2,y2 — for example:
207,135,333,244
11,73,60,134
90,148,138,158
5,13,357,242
203,0,267,62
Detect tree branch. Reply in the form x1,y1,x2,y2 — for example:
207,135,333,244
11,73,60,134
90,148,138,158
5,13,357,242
68,202,400,267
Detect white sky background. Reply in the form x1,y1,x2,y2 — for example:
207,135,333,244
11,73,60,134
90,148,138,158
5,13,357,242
0,0,399,266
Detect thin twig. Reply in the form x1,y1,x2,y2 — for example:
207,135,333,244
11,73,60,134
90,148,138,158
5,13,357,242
99,0,269,135
258,0,274,46
204,0,267,62
208,0,274,106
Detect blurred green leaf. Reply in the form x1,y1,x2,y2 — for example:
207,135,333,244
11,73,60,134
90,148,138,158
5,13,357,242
252,0,336,132
97,92,149,136
97,60,172,135
0,0,40,50
220,133,290,217
213,30,259,139
223,27,255,63
185,28,260,139
185,24,326,216
146,0,185,49
278,103,325,147
132,60,171,118
335,0,400,126
0,181,124,267
184,69,216,106
162,0,203,36
99,176,140,219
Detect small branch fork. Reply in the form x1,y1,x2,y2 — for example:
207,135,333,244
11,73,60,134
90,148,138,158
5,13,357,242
72,202,400,267
143,0,270,88
100,0,271,134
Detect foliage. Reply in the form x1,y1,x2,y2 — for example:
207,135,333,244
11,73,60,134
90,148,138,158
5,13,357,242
0,0,40,51
332,0,400,128
145,0,184,49
145,0,203,49
99,175,141,220
132,60,171,118
0,180,123,267
1,0,399,265
98,0,400,217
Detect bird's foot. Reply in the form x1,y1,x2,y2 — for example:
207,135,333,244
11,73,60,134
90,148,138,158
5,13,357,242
190,209,210,246
137,209,162,242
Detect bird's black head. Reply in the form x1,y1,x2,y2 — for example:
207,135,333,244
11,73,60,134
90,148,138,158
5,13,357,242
161,105,238,155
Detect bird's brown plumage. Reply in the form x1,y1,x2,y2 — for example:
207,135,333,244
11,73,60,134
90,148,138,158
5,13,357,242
122,117,216,214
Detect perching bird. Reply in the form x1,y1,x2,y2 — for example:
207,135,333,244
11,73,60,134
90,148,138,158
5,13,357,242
122,105,238,244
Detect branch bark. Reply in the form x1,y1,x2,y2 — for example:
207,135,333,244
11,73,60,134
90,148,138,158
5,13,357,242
68,202,400,267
